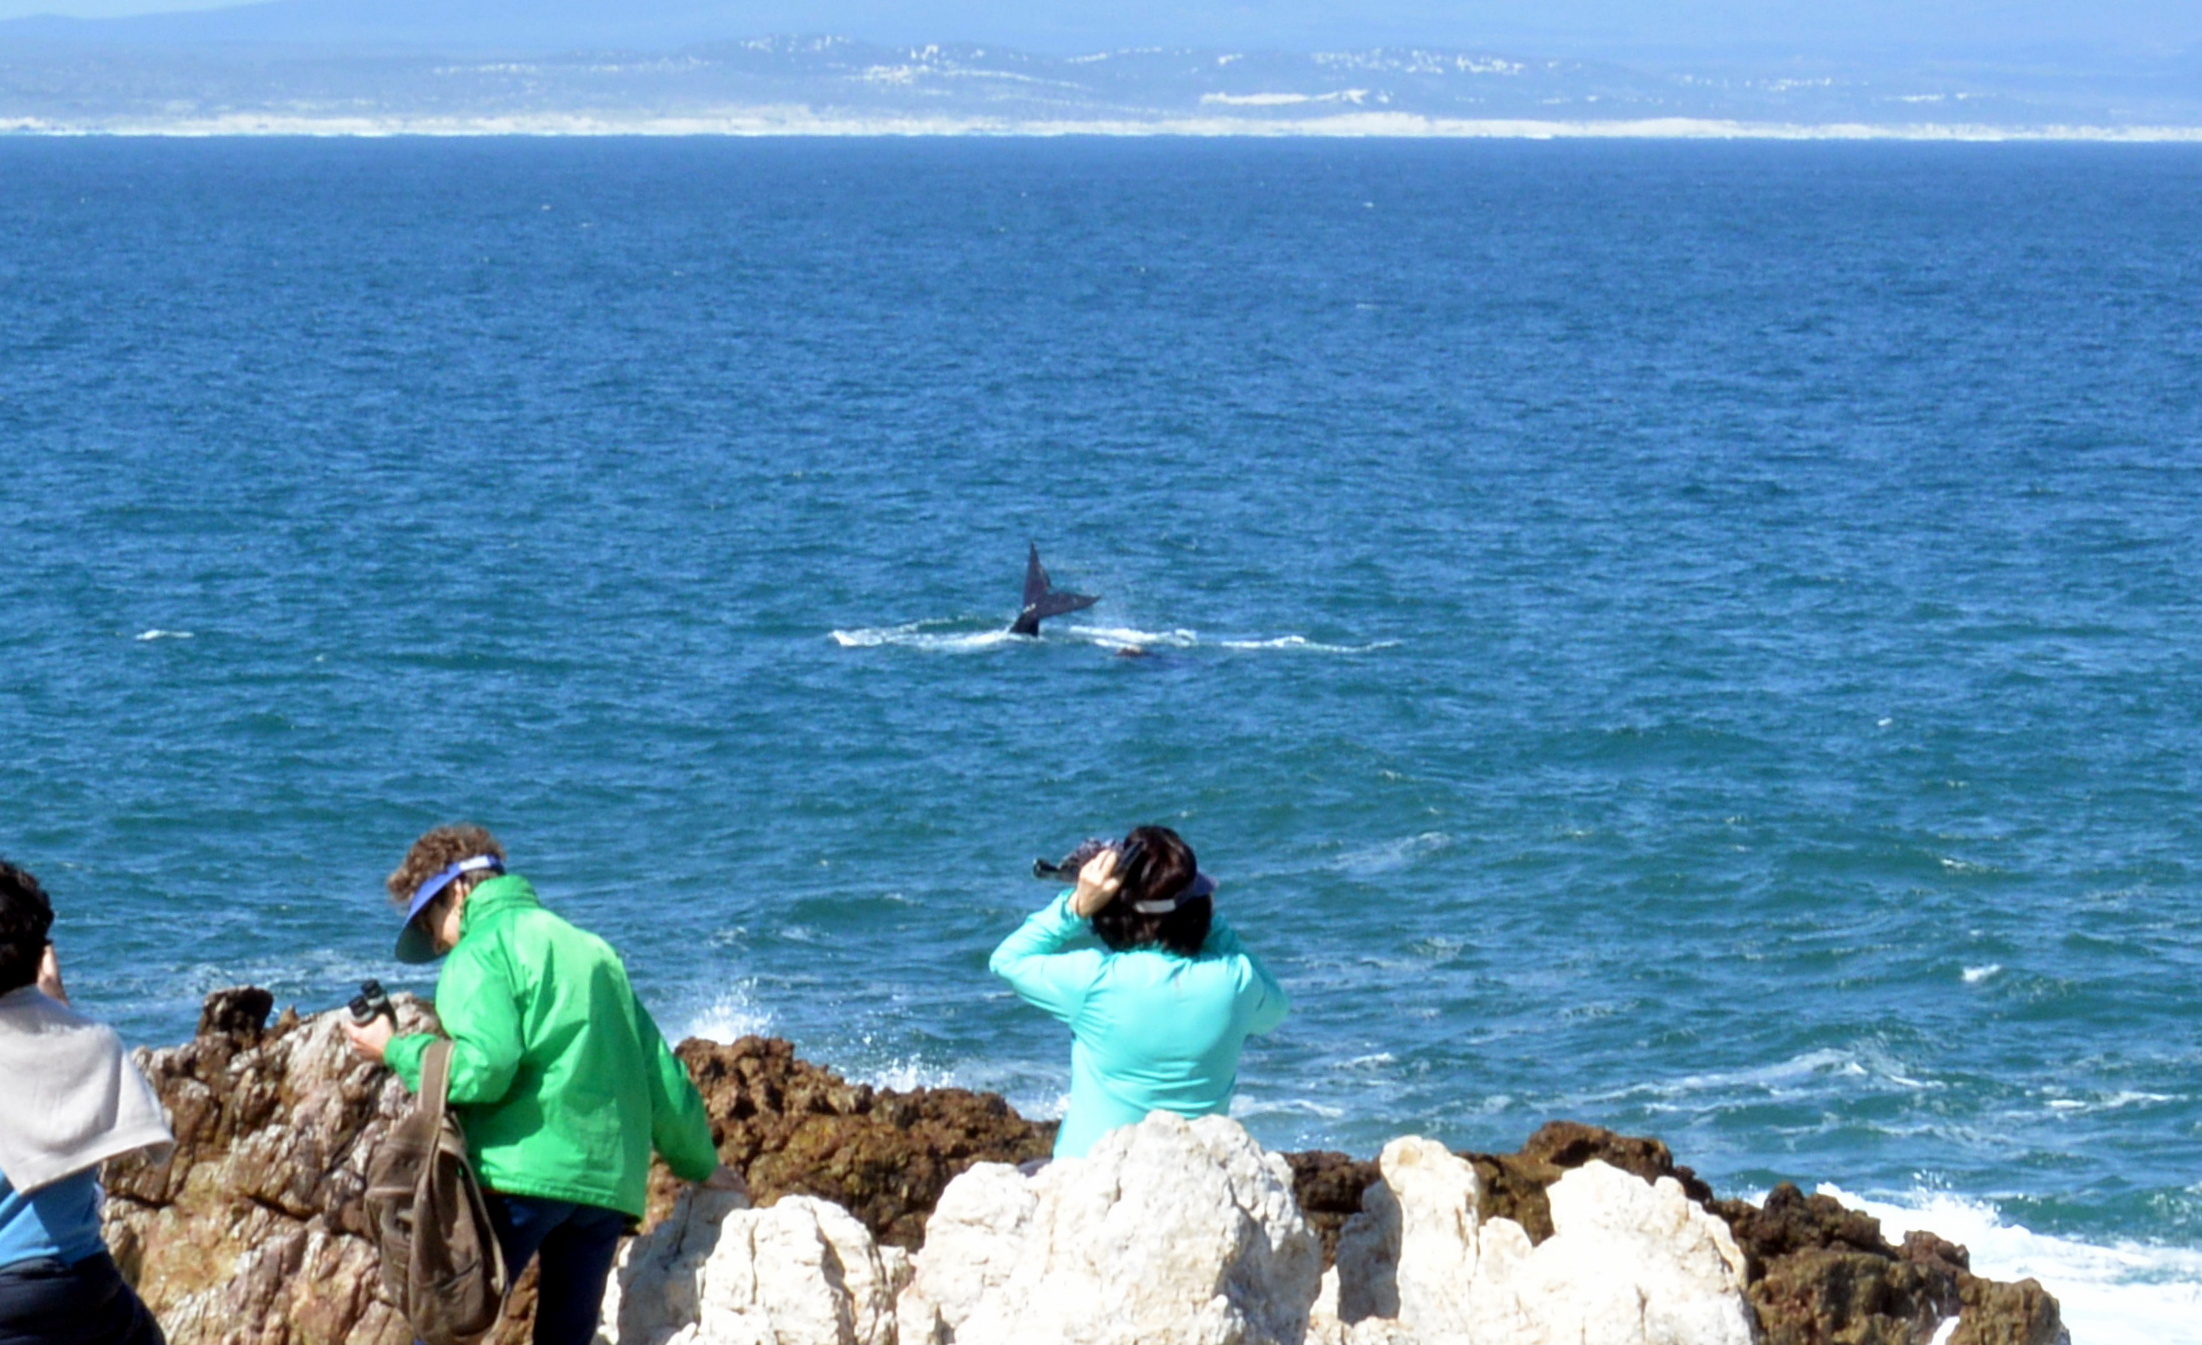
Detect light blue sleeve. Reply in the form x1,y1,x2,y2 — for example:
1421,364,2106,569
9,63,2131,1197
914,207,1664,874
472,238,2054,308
990,891,1104,1026
1205,913,1289,1036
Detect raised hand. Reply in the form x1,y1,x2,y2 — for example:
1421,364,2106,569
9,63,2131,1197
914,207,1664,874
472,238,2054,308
1071,847,1125,919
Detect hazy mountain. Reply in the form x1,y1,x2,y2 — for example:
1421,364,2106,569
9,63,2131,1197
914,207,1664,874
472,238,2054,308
2,1,2197,133
7,0,2199,65
4,32,2198,134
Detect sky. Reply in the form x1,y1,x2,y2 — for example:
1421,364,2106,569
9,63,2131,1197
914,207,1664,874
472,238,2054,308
1,0,2196,66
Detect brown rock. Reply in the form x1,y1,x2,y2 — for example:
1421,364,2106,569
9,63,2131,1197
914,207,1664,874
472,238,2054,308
1749,1247,1955,1344
103,991,428,1345
1719,1183,2066,1345
1466,1119,1718,1244
1281,1149,1381,1264
1951,1276,2070,1345
660,1034,1055,1247
195,988,274,1042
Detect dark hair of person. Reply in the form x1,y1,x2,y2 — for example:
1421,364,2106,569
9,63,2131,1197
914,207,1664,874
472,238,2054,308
1091,825,1211,957
386,824,507,911
0,859,56,996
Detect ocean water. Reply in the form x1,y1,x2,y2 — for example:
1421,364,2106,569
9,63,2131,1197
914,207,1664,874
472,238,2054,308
4,137,2201,1339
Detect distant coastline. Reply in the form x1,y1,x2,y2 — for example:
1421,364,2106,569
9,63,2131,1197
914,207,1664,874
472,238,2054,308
7,113,2202,140
6,30,2198,142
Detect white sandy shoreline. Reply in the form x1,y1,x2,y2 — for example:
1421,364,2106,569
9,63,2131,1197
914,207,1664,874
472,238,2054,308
6,110,2202,141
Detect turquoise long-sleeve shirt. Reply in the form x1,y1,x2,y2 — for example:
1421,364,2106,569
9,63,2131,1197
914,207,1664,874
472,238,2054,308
990,890,1288,1158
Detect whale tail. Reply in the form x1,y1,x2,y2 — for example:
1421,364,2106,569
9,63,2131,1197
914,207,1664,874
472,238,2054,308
1010,543,1098,636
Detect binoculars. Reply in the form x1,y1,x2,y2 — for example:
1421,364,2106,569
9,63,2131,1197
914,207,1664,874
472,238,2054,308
348,978,395,1027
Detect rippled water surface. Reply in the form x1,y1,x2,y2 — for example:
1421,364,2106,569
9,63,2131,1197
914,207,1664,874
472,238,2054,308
4,138,2201,1328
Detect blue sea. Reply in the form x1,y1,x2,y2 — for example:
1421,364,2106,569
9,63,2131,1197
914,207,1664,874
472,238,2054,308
4,136,2201,1338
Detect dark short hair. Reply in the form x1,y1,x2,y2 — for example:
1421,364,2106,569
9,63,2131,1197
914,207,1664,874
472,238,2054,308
1091,825,1211,957
386,824,507,910
0,859,55,996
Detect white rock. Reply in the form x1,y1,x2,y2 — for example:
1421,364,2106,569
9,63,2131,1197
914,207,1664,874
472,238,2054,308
901,1160,1035,1336
1504,1161,1755,1345
1321,1142,1757,1345
608,1188,902,1345
923,1112,1323,1345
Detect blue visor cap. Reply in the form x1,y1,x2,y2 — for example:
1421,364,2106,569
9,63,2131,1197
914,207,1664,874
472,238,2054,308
1130,871,1217,915
394,855,504,964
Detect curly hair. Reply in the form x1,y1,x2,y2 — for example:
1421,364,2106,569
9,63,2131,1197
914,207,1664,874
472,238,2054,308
1090,825,1212,957
0,859,55,996
386,824,507,910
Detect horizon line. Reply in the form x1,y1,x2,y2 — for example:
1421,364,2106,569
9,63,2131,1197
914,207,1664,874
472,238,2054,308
7,112,2202,141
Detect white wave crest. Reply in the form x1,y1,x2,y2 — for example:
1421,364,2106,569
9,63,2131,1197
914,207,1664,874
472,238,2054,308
1963,964,2003,983
1581,1046,1940,1107
2043,1091,2174,1115
1333,831,1455,875
1218,634,1402,652
1818,1185,2202,1345
1061,623,1198,650
135,629,194,641
832,620,1391,655
829,622,1021,651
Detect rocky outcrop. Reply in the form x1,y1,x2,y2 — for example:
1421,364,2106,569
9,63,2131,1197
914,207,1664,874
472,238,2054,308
101,990,1050,1345
1718,1185,2068,1345
1290,1126,2067,1345
98,989,416,1345
1309,1138,1757,1345
103,988,2070,1345
603,1188,908,1345
664,1036,1054,1247
906,1112,1323,1345
610,1111,1321,1345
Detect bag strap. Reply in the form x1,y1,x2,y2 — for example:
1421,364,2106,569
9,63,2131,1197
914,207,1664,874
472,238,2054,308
419,1037,454,1132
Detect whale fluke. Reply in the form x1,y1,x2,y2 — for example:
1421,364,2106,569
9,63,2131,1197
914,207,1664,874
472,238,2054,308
1010,543,1098,636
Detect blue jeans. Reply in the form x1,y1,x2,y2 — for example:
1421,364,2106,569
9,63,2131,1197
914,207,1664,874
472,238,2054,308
0,1251,165,1345
484,1193,631,1345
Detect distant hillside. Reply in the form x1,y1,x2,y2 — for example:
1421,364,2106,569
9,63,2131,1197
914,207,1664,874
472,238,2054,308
3,25,2199,134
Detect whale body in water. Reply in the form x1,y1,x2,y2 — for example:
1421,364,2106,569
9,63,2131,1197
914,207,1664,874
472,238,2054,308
1010,543,1097,636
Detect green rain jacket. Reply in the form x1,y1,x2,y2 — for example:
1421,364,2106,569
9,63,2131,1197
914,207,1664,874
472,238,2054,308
384,874,718,1218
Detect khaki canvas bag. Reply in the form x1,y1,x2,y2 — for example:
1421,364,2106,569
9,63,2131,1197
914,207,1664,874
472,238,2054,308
365,1038,510,1345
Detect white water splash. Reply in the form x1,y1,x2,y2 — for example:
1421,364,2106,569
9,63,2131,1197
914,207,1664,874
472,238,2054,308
679,984,773,1043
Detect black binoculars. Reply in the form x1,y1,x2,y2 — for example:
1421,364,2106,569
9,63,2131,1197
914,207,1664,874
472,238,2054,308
348,978,395,1027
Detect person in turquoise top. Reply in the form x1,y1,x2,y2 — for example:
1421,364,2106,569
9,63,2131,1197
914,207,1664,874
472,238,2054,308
991,825,1288,1159
341,824,742,1345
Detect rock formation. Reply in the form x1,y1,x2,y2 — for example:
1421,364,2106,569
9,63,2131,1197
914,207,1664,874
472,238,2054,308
664,1036,1054,1246
1307,1138,1757,1345
102,988,2070,1345
100,990,1049,1345
604,1189,908,1345
903,1112,1323,1345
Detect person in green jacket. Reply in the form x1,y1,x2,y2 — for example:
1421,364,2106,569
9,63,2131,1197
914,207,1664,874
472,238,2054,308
341,824,740,1345
992,824,1288,1159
